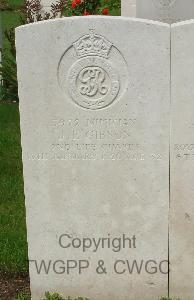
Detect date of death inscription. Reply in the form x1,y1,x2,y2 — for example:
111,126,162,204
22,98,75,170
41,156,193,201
24,117,164,162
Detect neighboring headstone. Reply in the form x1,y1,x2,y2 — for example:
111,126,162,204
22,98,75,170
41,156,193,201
137,0,194,23
121,0,194,23
16,17,170,300
41,0,58,13
170,20,194,300
121,0,136,17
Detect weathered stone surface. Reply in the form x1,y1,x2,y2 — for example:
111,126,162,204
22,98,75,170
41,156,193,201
170,20,194,300
16,17,170,300
121,0,194,23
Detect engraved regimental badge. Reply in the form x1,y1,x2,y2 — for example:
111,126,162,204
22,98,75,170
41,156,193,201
58,29,128,110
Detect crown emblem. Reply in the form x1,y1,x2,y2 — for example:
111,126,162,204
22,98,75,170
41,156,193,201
73,29,112,59
158,0,176,7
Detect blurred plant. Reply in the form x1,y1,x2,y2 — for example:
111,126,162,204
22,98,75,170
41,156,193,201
1,0,49,102
13,292,182,300
159,298,181,300
43,292,64,300
13,291,90,300
0,0,11,11
56,0,120,16
13,292,30,300
0,28,18,101
43,292,89,300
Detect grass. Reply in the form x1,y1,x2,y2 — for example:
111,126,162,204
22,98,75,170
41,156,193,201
0,103,28,274
13,292,30,300
6,0,24,5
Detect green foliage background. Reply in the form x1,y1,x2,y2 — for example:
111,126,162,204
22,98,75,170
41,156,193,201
0,0,23,101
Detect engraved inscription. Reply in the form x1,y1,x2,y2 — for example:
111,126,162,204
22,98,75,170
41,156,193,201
25,116,164,162
174,144,194,160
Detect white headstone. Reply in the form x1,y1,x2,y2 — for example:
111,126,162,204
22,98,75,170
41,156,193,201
121,0,194,23
170,20,194,299
41,0,58,13
121,0,136,17
16,17,170,300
